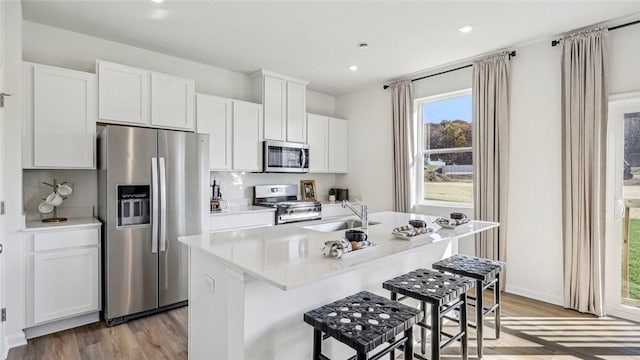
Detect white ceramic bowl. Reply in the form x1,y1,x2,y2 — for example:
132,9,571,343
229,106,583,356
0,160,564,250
46,192,63,206
38,201,54,214
57,184,73,196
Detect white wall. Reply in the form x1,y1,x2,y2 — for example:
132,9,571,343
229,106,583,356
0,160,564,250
335,85,393,212
335,24,640,306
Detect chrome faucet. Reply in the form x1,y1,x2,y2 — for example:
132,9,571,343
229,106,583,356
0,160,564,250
342,200,368,230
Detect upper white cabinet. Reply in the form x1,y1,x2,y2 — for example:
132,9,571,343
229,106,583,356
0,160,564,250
306,114,329,173
97,60,195,131
286,81,306,143
232,101,263,172
22,62,96,169
306,113,348,173
252,70,308,143
150,72,195,130
97,60,149,126
196,94,262,172
262,76,286,141
328,117,348,173
196,94,232,170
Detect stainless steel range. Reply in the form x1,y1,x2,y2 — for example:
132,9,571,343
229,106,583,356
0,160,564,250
254,184,322,224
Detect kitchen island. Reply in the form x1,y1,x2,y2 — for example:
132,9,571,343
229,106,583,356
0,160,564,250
179,211,498,360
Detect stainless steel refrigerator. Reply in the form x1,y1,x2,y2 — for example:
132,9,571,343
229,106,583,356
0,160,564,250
97,125,209,326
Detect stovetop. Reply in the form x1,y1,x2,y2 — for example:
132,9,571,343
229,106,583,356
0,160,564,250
255,200,321,208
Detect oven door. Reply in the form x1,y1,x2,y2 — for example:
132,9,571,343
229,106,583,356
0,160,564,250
263,140,309,173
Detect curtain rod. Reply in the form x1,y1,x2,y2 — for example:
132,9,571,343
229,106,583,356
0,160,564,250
551,19,640,47
382,50,516,90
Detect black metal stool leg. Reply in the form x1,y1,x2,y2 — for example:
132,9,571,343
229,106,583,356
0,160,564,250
389,292,397,360
404,327,413,360
460,293,468,360
495,274,501,339
431,302,441,360
421,301,427,355
476,279,483,359
357,351,369,360
313,329,322,360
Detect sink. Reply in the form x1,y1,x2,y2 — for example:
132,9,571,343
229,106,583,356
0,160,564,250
303,220,381,232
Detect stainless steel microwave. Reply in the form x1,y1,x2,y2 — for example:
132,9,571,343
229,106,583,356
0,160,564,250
263,140,309,173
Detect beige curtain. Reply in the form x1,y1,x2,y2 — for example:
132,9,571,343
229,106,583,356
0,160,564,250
561,28,609,316
390,80,416,212
473,51,510,266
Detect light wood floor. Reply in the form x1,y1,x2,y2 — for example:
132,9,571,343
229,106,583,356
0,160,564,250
7,293,640,359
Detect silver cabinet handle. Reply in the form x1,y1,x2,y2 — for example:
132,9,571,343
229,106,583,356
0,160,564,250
0,243,3,254
151,157,159,254
159,157,167,252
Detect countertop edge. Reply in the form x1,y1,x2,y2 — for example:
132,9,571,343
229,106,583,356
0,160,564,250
22,217,102,232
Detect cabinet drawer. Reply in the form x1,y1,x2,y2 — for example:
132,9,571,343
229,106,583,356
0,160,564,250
210,212,274,232
34,228,99,252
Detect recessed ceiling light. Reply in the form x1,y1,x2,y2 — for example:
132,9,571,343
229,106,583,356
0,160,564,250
349,65,358,72
458,25,473,33
152,0,164,3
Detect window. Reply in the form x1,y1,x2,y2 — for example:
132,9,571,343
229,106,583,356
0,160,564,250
416,89,473,205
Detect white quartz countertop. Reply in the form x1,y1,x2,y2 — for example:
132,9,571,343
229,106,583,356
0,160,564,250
23,217,102,232
179,211,498,290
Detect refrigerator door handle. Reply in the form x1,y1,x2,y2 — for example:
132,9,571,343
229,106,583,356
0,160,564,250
159,157,168,252
151,157,159,254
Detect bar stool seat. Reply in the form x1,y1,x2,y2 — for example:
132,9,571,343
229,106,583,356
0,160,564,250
432,255,506,359
383,269,474,360
304,291,422,360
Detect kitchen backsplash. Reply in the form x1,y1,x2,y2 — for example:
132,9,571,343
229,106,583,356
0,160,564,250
210,171,338,207
23,169,97,221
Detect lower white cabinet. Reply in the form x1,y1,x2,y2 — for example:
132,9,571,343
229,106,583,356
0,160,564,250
25,225,101,329
306,114,348,173
209,211,275,232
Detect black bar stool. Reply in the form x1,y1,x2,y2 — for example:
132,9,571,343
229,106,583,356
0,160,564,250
382,269,474,360
304,291,422,360
432,254,506,359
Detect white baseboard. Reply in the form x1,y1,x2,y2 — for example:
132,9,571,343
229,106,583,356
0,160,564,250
506,284,563,307
24,312,99,340
6,332,27,350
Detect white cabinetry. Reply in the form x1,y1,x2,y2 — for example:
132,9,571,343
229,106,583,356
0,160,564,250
196,95,263,172
22,62,96,169
328,117,349,173
252,70,308,143
97,60,149,126
196,94,232,170
306,114,329,173
232,101,263,172
25,223,101,337
306,114,348,173
97,60,194,130
209,211,275,232
150,72,195,130
286,81,306,143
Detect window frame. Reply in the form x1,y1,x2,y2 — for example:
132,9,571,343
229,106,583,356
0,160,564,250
414,88,473,208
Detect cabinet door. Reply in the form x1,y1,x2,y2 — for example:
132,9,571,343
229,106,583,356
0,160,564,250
262,76,286,141
232,101,263,171
196,94,232,170
33,246,100,324
328,117,348,173
97,60,149,125
306,114,329,173
286,81,306,143
32,64,96,168
151,72,195,130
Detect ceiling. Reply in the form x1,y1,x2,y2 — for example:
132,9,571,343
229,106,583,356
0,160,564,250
21,1,640,95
